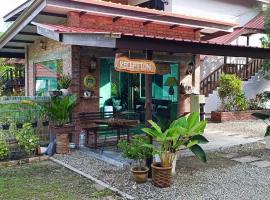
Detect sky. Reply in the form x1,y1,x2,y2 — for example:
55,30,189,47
0,0,27,32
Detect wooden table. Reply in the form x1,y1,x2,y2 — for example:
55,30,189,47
84,119,139,148
93,119,139,142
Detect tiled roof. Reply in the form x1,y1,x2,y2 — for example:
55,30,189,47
208,13,266,45
33,22,268,49
243,13,265,31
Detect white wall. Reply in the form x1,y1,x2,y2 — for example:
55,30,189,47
170,0,260,26
205,72,270,113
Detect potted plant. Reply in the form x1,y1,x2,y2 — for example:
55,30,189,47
15,117,24,129
142,112,208,188
252,112,270,149
15,123,39,155
45,94,77,154
57,74,71,96
1,117,11,130
118,136,152,183
0,137,10,160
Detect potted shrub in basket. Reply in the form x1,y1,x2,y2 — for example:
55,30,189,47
142,112,208,188
45,94,77,154
118,136,152,183
57,74,71,96
1,117,11,130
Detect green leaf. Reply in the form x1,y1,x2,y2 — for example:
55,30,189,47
189,144,207,163
187,112,199,129
189,121,207,136
170,117,187,129
191,135,209,144
186,140,198,148
148,120,162,134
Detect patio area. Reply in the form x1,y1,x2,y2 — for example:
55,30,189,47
52,120,270,200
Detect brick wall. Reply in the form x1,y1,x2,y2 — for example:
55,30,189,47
67,12,197,40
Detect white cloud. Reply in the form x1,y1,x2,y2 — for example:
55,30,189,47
0,0,27,32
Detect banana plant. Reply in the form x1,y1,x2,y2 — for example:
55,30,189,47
142,112,208,168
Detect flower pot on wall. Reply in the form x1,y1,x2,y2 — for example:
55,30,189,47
151,163,173,188
131,167,149,183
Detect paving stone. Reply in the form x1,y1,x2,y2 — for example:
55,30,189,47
250,160,270,168
93,183,106,191
221,153,239,159
231,156,261,163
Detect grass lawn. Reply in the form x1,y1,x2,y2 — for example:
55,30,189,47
0,161,117,200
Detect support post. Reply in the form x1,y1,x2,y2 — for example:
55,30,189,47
145,50,153,178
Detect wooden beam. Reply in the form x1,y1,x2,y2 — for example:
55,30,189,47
170,24,178,29
39,12,67,18
0,52,25,58
113,16,122,22
143,20,152,26
145,50,153,178
10,39,34,44
116,36,270,59
19,31,40,36
3,46,25,49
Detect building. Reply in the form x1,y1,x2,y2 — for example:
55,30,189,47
0,0,269,145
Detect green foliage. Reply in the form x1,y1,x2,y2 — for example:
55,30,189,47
142,112,208,167
218,74,248,111
45,94,77,126
118,136,152,169
0,138,9,160
15,123,39,155
57,74,71,89
111,82,119,97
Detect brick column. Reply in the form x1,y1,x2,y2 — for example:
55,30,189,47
70,45,81,145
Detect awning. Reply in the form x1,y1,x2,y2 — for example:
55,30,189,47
33,22,270,59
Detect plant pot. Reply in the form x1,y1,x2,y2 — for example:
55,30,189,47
16,123,23,129
54,124,75,154
131,166,149,183
31,122,38,128
265,136,270,150
60,89,69,96
151,162,173,188
42,121,49,126
2,124,10,130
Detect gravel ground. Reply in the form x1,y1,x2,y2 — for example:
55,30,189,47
206,120,267,137
54,142,270,200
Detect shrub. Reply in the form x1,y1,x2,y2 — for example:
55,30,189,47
15,123,39,155
218,74,248,111
57,74,71,89
0,138,9,160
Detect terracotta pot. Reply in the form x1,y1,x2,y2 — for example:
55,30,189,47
151,162,172,188
54,124,75,154
131,166,149,183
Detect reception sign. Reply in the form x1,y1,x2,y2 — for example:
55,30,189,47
115,55,156,74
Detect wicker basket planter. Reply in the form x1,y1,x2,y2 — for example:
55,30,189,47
54,124,75,154
131,166,149,183
151,162,173,188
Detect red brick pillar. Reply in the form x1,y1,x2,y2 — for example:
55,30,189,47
70,45,81,145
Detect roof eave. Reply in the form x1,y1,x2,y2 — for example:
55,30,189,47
0,0,46,49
